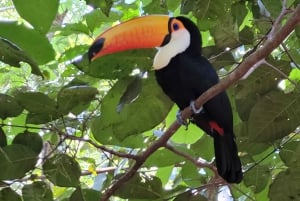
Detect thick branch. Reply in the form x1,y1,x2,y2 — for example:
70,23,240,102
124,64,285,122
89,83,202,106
100,5,300,201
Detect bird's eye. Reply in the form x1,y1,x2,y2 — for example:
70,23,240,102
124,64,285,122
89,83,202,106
172,23,179,31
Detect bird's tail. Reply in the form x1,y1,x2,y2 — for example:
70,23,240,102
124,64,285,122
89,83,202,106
213,131,243,183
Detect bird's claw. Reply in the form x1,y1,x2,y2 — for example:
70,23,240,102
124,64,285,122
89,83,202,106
176,111,189,130
190,100,203,114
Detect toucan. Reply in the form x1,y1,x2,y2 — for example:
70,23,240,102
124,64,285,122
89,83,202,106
88,15,243,183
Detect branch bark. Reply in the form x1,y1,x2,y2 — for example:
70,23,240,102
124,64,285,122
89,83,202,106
100,5,300,201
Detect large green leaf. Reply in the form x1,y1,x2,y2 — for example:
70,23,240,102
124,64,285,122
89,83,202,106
43,154,81,187
73,49,155,79
144,148,184,167
92,73,173,145
22,181,53,201
12,131,43,155
0,38,43,76
0,144,38,180
268,168,300,201
114,174,162,199
57,85,98,115
243,165,271,193
235,59,291,121
15,92,57,114
248,91,300,142
0,94,23,120
279,140,300,167
0,21,55,64
181,161,207,187
0,127,7,147
69,188,101,201
0,188,22,201
12,0,59,34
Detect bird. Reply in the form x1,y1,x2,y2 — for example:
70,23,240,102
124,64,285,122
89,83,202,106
88,15,243,183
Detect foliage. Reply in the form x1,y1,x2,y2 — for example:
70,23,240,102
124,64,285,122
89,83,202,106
0,0,300,201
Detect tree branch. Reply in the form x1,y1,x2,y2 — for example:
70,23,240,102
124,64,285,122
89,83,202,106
100,5,300,201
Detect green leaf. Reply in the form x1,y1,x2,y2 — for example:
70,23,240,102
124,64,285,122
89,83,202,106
181,162,206,187
12,131,43,155
0,94,23,120
190,135,214,161
116,74,143,113
0,38,43,77
73,49,155,79
174,191,208,201
92,73,173,145
145,148,184,167
261,0,282,18
243,165,271,193
114,174,162,199
0,127,7,147
43,154,81,187
0,188,22,201
12,0,59,33
15,92,57,114
22,181,53,201
0,144,38,180
231,1,248,27
58,23,90,36
235,60,290,121
0,21,55,64
26,112,61,124
268,168,300,201
279,140,300,167
69,188,101,201
57,85,98,115
248,91,300,142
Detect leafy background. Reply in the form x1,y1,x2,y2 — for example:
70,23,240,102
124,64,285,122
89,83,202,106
0,0,300,201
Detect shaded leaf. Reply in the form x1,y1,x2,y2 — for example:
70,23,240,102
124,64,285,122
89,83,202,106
117,73,143,113
92,73,173,145
190,134,214,161
43,154,81,187
231,1,248,27
235,59,290,121
26,112,61,124
279,140,300,167
15,92,57,114
0,21,55,64
174,191,208,201
12,0,59,33
114,174,162,199
0,188,22,201
57,85,98,115
0,38,43,77
73,49,155,79
70,188,101,201
0,144,37,180
22,181,53,201
144,148,184,167
268,168,300,201
182,162,206,187
244,165,271,193
12,131,43,155
248,91,300,142
0,94,23,120
0,127,7,147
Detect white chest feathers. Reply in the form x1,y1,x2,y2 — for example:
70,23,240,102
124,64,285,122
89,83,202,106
153,29,191,70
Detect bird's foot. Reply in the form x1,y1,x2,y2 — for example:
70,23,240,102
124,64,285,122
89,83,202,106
190,100,203,114
176,110,189,130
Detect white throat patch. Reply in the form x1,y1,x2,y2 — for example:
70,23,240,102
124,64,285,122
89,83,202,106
153,29,190,70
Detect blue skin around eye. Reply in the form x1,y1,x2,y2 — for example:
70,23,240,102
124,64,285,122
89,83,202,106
173,23,179,30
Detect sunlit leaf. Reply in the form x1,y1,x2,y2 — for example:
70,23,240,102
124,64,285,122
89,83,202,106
12,0,59,33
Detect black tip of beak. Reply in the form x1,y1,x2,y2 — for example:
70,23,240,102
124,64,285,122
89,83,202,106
88,38,105,61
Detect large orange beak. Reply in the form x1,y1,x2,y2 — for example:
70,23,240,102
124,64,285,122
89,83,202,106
88,15,170,61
